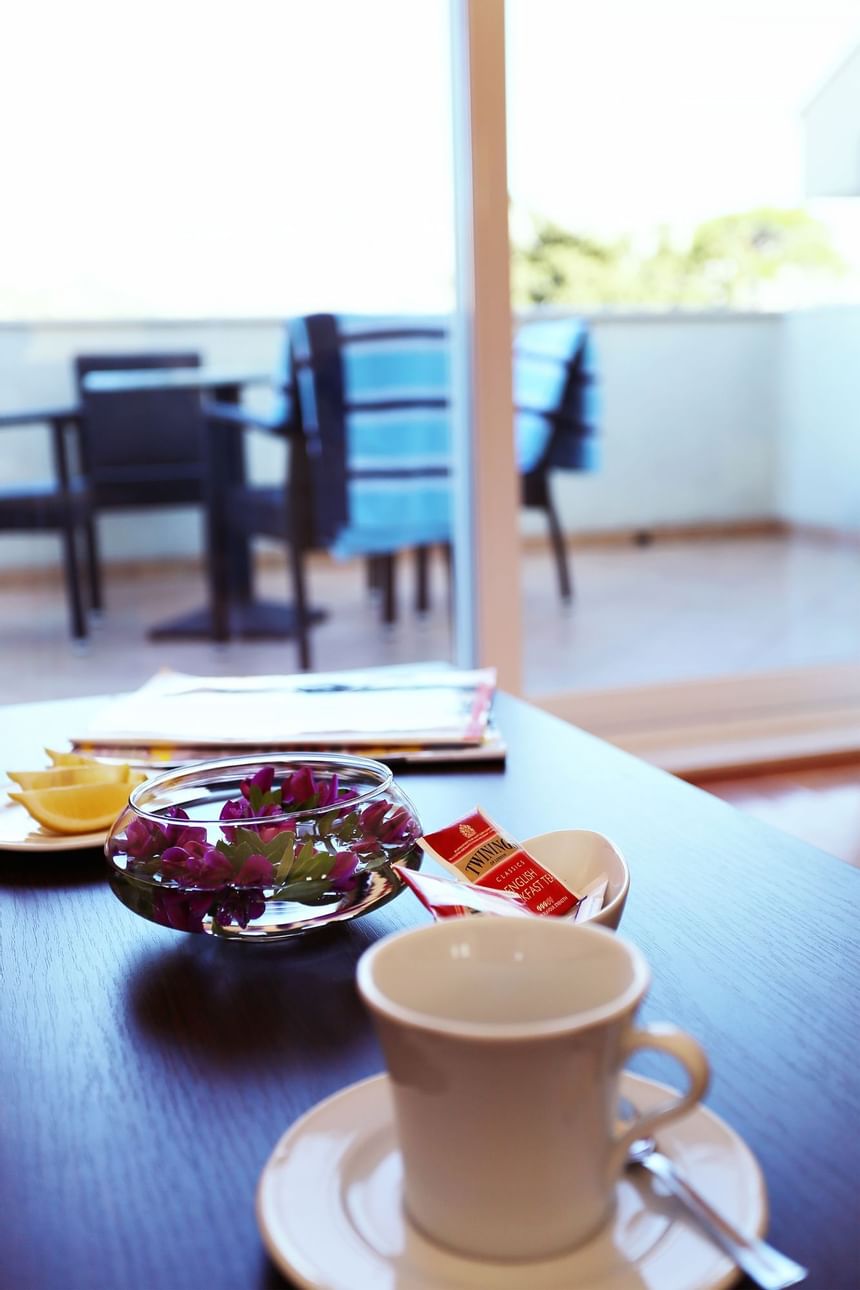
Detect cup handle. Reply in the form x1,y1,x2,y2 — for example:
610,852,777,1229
609,1022,710,1175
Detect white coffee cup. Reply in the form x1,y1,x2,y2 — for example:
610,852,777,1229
357,917,709,1262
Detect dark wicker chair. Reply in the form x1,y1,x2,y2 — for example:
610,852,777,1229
0,411,92,640
74,352,206,612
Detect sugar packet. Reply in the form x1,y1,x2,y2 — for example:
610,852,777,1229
573,876,609,921
397,866,534,920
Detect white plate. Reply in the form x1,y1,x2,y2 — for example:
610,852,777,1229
0,796,106,852
256,1071,767,1290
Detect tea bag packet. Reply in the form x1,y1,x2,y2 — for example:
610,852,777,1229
397,866,534,920
419,808,582,917
574,876,609,921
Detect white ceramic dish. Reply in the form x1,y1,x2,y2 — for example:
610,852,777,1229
0,794,106,852
257,1070,766,1290
523,828,629,929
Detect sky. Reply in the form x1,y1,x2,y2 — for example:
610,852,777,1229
0,0,858,318
507,0,860,234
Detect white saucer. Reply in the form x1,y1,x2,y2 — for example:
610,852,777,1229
0,797,105,852
257,1071,767,1290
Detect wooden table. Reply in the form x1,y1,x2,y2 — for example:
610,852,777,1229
1,693,857,1289
1,371,323,652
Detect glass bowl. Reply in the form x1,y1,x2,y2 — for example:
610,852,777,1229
105,753,422,941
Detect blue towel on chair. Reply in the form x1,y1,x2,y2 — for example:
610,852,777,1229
288,313,598,558
337,316,452,555
514,317,600,473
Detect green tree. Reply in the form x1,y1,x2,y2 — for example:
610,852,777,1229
511,208,845,308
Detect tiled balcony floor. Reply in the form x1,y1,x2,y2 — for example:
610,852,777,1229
2,532,860,706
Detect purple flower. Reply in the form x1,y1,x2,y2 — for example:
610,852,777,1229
125,806,205,861
328,847,360,893
220,796,253,825
240,765,275,800
353,801,418,855
220,794,289,843
256,806,294,844
214,888,267,929
316,774,342,809
125,814,162,859
280,767,359,812
171,825,207,852
189,848,235,887
281,765,318,809
158,842,235,888
159,845,195,879
152,888,213,934
234,854,275,886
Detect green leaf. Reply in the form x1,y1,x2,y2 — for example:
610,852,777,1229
273,878,336,905
361,852,393,873
135,856,163,876
232,826,269,852
274,832,297,882
290,838,328,881
332,810,359,842
265,829,295,861
215,825,295,876
316,807,342,837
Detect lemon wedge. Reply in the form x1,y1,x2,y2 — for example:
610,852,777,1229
8,764,133,790
44,749,98,767
8,780,138,835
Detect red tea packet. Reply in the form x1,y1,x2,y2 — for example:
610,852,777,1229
419,808,581,918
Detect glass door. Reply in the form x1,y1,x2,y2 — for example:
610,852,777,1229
504,0,860,709
0,0,524,701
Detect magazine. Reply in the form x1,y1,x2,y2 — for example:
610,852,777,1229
72,665,504,766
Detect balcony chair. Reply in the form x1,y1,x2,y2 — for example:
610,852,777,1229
287,313,452,626
514,315,600,601
200,318,448,664
73,352,206,612
0,410,92,640
287,313,599,622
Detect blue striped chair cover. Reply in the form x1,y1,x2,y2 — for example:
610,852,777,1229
514,317,599,475
287,313,598,559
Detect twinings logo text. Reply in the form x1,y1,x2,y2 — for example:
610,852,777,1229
464,835,511,876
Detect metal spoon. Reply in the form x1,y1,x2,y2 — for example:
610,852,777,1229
627,1135,808,1289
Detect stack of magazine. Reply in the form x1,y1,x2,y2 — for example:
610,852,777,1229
71,665,505,768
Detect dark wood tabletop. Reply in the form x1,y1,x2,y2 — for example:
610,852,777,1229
1,693,857,1289
0,367,276,426
0,405,79,428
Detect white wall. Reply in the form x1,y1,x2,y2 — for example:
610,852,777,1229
533,313,782,536
779,307,860,529
0,310,790,570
